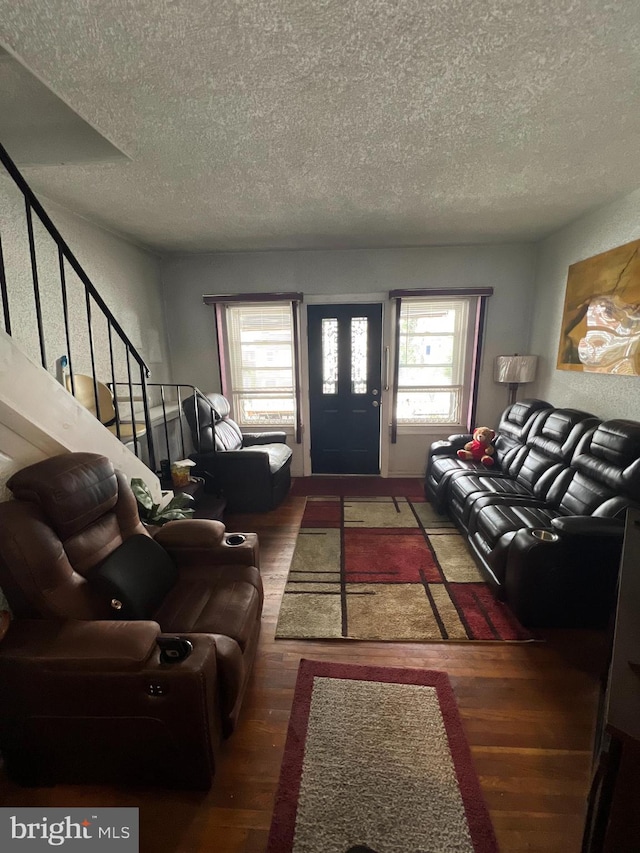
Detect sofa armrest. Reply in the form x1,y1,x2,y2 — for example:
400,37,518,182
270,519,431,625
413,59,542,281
430,434,473,456
0,624,221,788
551,516,625,539
448,433,474,443
0,619,161,671
154,520,259,569
242,431,287,446
503,523,623,628
213,449,273,469
154,519,226,550
0,620,221,679
192,451,284,487
191,449,272,466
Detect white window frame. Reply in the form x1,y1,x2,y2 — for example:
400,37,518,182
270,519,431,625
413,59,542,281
394,296,478,430
219,301,297,429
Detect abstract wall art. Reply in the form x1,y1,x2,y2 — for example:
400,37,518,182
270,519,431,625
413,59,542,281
557,237,640,375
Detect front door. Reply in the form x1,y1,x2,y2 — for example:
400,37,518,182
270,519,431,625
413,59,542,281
308,303,383,474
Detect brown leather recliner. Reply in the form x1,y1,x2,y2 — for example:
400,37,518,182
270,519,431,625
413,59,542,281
0,452,263,788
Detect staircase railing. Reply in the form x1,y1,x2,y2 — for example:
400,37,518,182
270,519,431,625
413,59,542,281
0,141,157,472
110,382,205,483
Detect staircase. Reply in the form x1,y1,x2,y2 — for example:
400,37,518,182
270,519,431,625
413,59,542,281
0,329,161,499
0,141,181,499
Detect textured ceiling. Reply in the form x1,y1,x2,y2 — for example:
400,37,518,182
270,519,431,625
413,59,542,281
0,0,639,252
0,46,128,167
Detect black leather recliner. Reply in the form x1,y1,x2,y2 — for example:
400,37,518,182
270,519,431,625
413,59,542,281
183,392,293,512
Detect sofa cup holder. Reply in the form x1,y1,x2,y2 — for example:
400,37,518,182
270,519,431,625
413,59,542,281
531,529,559,543
225,534,247,546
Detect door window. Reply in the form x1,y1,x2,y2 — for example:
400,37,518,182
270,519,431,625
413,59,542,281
321,317,338,394
350,316,368,394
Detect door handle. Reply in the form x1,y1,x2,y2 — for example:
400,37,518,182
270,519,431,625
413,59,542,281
372,400,379,408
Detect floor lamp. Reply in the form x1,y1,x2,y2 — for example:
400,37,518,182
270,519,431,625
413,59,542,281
494,354,538,405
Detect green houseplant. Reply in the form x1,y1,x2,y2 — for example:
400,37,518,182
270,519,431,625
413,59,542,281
131,477,195,526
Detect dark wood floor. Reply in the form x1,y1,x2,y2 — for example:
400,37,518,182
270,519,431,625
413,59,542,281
0,491,606,853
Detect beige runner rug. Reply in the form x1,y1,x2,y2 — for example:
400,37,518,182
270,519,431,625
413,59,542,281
267,659,498,853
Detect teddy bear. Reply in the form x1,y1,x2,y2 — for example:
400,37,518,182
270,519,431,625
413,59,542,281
456,426,495,466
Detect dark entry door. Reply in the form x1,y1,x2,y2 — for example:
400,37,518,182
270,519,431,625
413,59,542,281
308,303,383,474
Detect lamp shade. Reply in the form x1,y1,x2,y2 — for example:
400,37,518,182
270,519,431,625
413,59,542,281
494,354,538,384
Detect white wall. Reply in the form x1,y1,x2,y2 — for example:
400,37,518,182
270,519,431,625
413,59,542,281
162,244,537,476
530,188,640,421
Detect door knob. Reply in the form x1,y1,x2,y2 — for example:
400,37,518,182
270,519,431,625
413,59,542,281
372,401,379,408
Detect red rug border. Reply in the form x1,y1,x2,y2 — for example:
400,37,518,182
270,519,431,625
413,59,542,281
266,659,499,853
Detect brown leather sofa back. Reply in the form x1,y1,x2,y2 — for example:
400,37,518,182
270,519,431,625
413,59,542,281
0,453,148,620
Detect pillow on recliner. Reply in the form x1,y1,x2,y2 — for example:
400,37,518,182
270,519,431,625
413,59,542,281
88,534,178,620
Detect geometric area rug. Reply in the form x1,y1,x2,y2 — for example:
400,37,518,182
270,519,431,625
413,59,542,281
275,496,534,641
266,659,499,853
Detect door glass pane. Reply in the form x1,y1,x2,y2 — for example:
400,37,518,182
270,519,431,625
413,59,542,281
351,317,368,393
322,318,338,394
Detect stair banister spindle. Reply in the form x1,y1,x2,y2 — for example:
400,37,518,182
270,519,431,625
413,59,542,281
177,385,187,458
25,201,47,369
125,348,139,458
139,364,156,473
194,388,203,454
159,384,171,469
0,233,11,336
58,248,75,396
85,290,100,420
107,322,121,440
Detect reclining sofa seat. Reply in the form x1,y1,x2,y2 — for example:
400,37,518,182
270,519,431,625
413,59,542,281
467,419,640,626
183,392,292,512
426,402,640,627
424,399,552,513
448,407,601,533
0,452,263,787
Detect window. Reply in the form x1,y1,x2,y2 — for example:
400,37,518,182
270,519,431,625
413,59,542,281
395,297,477,426
222,302,297,426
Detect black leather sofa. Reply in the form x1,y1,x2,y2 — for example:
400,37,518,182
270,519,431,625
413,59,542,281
425,401,640,628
